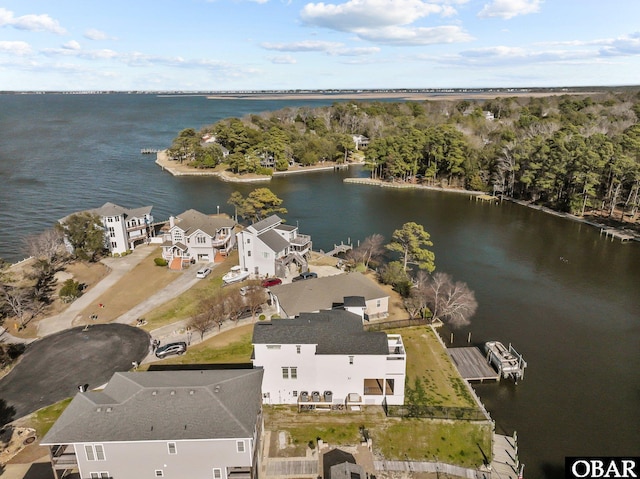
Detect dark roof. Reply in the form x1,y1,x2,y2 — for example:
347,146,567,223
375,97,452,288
323,448,357,479
174,209,236,237
252,310,388,355
41,369,263,445
343,296,366,308
270,273,388,318
250,215,282,233
258,229,289,253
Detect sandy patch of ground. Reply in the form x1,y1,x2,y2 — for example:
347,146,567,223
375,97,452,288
0,426,38,465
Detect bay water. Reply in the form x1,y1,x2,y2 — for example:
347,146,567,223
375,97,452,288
1,94,638,478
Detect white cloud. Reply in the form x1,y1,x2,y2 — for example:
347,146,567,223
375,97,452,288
84,29,112,41
0,8,66,34
0,41,32,55
269,55,297,64
62,40,81,50
357,25,473,45
300,0,448,31
261,40,380,55
478,0,542,19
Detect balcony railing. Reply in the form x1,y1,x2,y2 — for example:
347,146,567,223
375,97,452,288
290,234,311,246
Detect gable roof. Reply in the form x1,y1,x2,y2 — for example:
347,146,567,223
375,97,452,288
270,273,388,318
249,215,282,234
41,369,263,445
252,310,388,355
60,202,152,223
174,209,236,237
258,229,289,253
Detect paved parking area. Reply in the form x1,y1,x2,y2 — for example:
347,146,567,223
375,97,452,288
0,324,150,426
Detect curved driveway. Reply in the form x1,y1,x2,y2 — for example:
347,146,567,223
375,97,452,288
0,324,149,426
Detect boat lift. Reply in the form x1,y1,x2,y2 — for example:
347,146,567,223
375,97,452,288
485,341,527,383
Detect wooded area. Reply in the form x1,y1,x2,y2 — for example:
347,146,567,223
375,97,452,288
167,88,640,222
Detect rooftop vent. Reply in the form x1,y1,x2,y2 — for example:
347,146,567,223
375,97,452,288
96,407,102,412
106,407,112,413
170,390,176,395
152,390,157,396
189,390,195,395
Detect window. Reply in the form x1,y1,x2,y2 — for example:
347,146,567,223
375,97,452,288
376,299,381,307
107,217,113,223
89,473,109,479
293,390,298,397
173,231,183,242
266,345,281,350
237,440,245,453
168,442,177,454
262,252,269,259
111,242,117,248
155,471,164,477
349,356,354,365
282,367,288,379
290,367,297,379
248,251,252,257
296,345,301,354
213,468,223,479
85,444,105,461
196,235,207,244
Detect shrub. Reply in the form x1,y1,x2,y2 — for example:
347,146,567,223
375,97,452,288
270,314,280,320
255,166,273,176
112,252,120,258
259,314,266,321
154,258,168,267
59,279,83,303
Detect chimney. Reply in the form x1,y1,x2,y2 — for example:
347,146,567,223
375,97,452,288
169,216,175,228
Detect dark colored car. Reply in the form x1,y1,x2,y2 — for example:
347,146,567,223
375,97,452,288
155,341,187,359
262,278,283,288
292,271,318,282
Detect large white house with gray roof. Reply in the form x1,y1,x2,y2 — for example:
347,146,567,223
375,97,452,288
161,209,237,269
236,215,312,278
61,202,154,256
41,369,264,479
268,272,389,321
252,310,405,407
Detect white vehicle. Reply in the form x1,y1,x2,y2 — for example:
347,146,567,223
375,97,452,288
196,267,212,279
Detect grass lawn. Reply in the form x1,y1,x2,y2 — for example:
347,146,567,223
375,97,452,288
77,247,178,324
141,251,241,331
139,323,254,370
393,326,477,409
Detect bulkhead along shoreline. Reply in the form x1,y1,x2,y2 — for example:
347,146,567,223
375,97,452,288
155,150,640,243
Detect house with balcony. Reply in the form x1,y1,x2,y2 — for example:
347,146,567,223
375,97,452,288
41,368,264,479
60,202,154,256
161,209,237,269
252,310,406,407
267,272,389,321
236,215,312,278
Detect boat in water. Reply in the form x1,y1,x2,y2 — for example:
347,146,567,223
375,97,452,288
222,265,250,284
485,341,527,382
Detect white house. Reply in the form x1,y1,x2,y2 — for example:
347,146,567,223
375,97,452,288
267,272,389,321
41,369,264,479
161,209,236,269
236,215,312,278
252,310,406,407
61,202,154,256
351,135,370,150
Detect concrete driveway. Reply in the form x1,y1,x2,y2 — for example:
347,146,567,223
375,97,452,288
0,324,149,426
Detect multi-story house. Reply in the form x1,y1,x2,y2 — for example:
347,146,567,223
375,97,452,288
41,368,264,479
61,202,154,256
236,215,312,278
252,310,406,407
161,209,237,269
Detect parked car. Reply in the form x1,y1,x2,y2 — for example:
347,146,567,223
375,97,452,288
196,268,211,279
240,285,263,296
292,271,318,282
155,341,187,359
262,278,282,288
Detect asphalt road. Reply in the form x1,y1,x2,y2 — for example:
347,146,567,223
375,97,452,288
0,323,150,426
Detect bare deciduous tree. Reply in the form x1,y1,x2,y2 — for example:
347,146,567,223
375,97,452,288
23,228,66,265
224,290,246,323
244,287,268,320
418,272,478,328
0,284,43,329
192,293,226,339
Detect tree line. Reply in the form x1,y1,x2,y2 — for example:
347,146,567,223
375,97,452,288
167,89,640,221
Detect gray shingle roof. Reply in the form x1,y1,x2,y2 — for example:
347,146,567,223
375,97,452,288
270,273,388,318
252,310,388,355
60,202,152,223
41,369,263,445
174,209,236,237
249,215,282,233
258,229,289,253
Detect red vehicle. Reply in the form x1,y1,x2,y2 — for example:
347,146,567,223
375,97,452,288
262,278,282,288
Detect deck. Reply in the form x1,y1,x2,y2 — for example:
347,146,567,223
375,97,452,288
448,347,500,382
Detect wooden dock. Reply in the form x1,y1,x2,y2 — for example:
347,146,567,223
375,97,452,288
600,228,637,243
448,347,500,382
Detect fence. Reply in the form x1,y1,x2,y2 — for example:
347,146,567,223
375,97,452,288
364,318,430,331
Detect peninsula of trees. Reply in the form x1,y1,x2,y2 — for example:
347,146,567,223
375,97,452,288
166,89,640,222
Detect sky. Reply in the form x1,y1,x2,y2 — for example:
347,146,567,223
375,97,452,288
1,0,640,91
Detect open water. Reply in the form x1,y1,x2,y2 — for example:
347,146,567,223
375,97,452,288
1,94,639,478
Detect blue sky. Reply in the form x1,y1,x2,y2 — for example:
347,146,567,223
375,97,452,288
2,0,640,91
